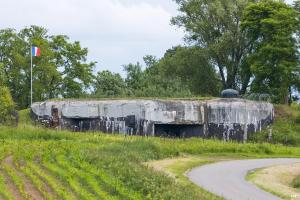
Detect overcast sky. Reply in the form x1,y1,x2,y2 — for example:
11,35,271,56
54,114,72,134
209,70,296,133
0,0,295,76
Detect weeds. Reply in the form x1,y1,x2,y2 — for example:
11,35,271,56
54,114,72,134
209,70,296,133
0,125,299,199
249,104,300,146
292,175,300,188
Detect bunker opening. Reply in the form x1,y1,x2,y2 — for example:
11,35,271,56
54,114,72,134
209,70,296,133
66,118,99,132
154,124,203,138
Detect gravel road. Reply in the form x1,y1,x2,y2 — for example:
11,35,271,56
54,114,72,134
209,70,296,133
187,158,300,200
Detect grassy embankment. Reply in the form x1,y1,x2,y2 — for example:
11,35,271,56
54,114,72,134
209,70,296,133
250,104,300,146
0,125,299,200
0,106,298,200
247,163,300,200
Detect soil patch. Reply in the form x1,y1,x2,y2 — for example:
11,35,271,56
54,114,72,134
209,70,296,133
3,156,44,200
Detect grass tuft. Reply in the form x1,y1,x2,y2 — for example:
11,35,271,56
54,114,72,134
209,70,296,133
292,175,300,188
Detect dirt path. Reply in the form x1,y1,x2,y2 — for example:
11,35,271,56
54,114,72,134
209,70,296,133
250,163,300,200
39,165,79,200
3,156,44,200
34,171,58,199
0,169,24,200
188,158,300,200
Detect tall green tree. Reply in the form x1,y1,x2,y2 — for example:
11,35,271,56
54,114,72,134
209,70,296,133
242,0,300,103
0,86,15,123
140,55,192,97
0,28,27,108
0,63,5,86
0,26,95,108
123,62,144,93
122,57,192,98
159,46,221,96
172,0,255,93
0,62,15,123
50,35,95,98
93,70,126,97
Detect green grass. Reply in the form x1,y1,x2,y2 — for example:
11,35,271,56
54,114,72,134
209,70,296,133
246,168,291,200
147,156,225,200
0,125,299,200
292,175,300,188
1,104,300,199
28,163,76,200
21,166,55,200
247,167,300,200
249,104,300,146
18,109,31,125
0,172,14,200
2,163,30,199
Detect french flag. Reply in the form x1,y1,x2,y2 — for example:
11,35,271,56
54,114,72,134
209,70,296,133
32,46,41,57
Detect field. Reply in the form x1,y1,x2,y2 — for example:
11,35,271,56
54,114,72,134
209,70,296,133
0,106,299,200
0,124,299,200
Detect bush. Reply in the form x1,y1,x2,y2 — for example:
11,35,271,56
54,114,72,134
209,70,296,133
294,113,300,124
249,105,300,146
292,175,300,188
0,86,15,123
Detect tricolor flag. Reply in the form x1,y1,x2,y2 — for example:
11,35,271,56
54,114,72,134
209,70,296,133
32,46,41,57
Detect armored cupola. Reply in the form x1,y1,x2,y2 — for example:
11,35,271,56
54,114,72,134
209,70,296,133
221,89,239,98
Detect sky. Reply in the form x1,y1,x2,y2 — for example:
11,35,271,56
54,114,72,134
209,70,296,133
0,0,295,76
1,0,185,76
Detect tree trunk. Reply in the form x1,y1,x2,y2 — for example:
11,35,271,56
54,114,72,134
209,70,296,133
288,86,292,106
240,74,251,95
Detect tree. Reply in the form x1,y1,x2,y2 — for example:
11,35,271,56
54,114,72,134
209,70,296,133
122,57,192,98
0,86,15,123
0,63,5,86
294,0,300,12
140,55,192,97
172,0,255,93
50,35,96,98
93,70,126,97
123,62,144,93
0,62,15,123
158,46,221,96
0,26,95,108
242,0,300,104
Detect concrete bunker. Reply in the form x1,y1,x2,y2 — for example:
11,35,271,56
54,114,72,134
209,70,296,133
31,99,275,142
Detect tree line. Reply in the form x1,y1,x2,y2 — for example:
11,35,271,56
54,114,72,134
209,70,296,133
1,0,300,111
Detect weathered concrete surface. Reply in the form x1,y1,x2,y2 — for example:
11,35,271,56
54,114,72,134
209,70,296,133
31,99,274,141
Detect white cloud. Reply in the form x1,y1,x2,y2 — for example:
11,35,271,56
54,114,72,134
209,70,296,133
0,0,297,76
286,0,294,4
0,0,184,75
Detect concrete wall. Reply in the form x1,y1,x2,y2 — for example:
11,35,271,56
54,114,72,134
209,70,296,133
31,99,274,141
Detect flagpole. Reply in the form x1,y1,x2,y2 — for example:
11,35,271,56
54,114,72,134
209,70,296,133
30,45,33,106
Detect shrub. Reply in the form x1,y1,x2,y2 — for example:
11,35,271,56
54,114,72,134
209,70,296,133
292,175,300,188
249,105,300,146
0,86,15,123
294,113,300,124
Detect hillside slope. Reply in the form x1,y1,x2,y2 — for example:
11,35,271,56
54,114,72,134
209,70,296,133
250,104,300,146
0,125,299,200
0,105,296,199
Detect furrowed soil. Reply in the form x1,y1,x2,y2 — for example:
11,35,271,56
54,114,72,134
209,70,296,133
0,124,299,200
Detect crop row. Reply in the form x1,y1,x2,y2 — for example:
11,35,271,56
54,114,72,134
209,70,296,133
0,146,142,200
